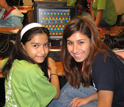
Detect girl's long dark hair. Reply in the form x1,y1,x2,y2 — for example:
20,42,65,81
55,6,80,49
2,27,50,79
6,0,18,6
61,17,111,88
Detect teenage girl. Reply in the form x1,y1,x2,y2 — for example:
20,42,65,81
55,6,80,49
48,17,124,107
0,23,60,107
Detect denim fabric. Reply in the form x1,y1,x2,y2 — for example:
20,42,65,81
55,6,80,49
99,20,113,27
48,82,97,107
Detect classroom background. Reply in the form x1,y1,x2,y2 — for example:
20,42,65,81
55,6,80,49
22,0,124,21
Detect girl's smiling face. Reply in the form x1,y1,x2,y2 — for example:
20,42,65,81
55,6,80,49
67,31,91,62
22,33,49,63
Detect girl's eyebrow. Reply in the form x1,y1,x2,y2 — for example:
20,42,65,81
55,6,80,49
31,42,39,44
67,39,85,41
31,42,49,44
77,39,86,41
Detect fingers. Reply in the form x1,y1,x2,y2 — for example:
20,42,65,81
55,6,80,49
97,26,103,32
48,57,57,74
48,57,56,67
69,98,80,107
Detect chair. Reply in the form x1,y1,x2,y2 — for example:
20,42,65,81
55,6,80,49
27,9,34,24
22,9,34,26
114,13,124,26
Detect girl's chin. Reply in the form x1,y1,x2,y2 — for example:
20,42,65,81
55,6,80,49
74,59,84,62
35,59,44,63
73,56,85,62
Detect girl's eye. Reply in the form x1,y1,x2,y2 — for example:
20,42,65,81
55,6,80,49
33,45,38,47
44,43,49,47
67,41,73,45
78,41,84,45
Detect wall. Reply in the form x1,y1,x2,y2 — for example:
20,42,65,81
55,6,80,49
113,0,124,14
113,0,124,22
23,0,32,5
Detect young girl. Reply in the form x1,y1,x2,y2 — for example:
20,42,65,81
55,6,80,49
48,17,124,107
0,23,60,107
0,0,24,27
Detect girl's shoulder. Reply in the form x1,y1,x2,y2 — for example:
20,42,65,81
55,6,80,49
10,7,23,17
13,59,45,78
95,50,115,59
94,51,115,65
94,50,124,68
13,59,39,69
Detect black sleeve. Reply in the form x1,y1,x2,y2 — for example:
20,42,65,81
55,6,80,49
92,53,117,92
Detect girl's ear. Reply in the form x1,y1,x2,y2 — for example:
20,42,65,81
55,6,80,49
21,42,25,50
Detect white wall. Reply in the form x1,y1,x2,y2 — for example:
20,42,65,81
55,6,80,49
23,0,32,5
113,0,124,22
113,0,124,14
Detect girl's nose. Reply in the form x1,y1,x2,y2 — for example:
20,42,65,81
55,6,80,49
73,43,79,53
39,46,45,55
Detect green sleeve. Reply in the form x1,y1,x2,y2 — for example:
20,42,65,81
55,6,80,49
97,0,106,10
24,66,57,107
1,58,8,68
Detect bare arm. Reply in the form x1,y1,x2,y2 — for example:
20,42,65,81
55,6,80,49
91,8,95,21
95,10,103,27
48,57,60,99
69,93,98,107
97,90,113,107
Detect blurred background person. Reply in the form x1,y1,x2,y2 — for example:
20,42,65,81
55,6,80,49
91,0,117,27
0,0,24,27
75,0,94,23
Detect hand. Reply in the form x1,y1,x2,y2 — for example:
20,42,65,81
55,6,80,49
96,26,103,32
48,57,57,74
69,97,89,107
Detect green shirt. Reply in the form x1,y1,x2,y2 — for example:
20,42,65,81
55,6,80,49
66,0,76,6
91,0,117,25
1,59,57,107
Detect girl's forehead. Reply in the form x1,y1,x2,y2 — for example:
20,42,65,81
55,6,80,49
31,33,48,38
30,33,48,42
67,32,87,40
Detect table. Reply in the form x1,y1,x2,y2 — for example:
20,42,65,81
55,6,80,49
99,26,124,38
17,5,32,14
0,27,22,32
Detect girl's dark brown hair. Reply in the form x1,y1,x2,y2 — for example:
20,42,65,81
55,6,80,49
2,26,50,79
6,0,18,6
61,17,111,88
75,0,88,10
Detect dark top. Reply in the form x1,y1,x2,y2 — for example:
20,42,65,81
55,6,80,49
92,51,124,107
